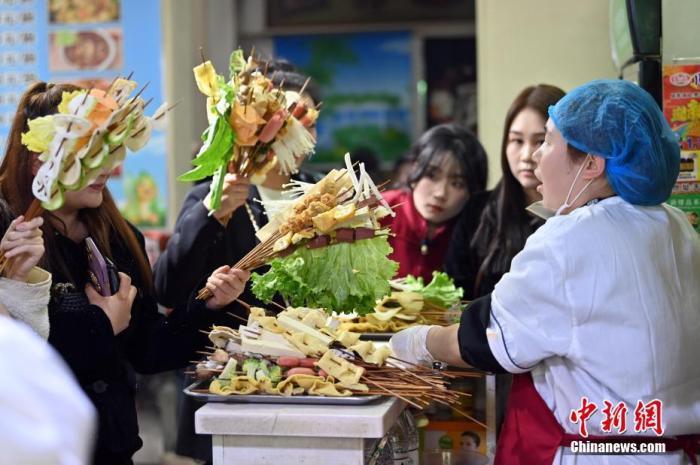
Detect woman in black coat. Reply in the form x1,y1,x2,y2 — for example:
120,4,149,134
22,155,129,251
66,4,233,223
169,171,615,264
152,60,322,463
154,60,322,315
0,81,248,465
445,84,565,299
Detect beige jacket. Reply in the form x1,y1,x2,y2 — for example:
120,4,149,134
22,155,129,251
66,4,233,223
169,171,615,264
0,267,51,339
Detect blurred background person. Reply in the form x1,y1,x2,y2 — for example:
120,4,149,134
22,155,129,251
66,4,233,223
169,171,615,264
445,84,565,299
0,313,96,465
444,84,565,435
381,123,488,282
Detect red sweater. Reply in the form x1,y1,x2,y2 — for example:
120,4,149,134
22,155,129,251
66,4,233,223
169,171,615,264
380,189,455,282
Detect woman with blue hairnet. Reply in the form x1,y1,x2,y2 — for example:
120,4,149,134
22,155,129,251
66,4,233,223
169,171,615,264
391,80,700,464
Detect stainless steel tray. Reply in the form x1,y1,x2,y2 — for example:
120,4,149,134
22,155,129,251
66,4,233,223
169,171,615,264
359,333,393,342
184,380,383,405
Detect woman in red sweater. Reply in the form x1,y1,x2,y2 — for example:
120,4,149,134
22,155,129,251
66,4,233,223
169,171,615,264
382,124,488,281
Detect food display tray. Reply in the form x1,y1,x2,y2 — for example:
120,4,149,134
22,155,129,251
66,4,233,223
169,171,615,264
359,333,393,342
184,380,383,405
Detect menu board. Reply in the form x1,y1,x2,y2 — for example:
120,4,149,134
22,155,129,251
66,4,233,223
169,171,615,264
663,63,700,233
0,0,167,229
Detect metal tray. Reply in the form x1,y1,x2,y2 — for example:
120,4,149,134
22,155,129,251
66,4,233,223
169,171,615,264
184,380,383,405
359,332,393,342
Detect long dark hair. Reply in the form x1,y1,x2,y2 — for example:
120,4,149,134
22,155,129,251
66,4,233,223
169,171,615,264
0,81,153,291
470,84,565,293
407,123,488,199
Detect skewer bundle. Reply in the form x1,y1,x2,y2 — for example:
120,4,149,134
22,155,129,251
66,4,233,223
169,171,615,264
336,272,467,332
188,302,487,427
0,75,173,275
179,48,320,213
197,154,399,313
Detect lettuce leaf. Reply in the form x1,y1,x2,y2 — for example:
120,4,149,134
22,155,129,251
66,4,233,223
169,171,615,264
402,271,463,308
21,115,55,153
177,114,234,182
57,90,83,114
251,236,398,315
229,49,247,79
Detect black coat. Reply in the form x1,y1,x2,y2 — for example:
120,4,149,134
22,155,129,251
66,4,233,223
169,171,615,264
444,190,542,299
443,191,492,298
153,173,321,463
153,172,322,319
47,225,218,465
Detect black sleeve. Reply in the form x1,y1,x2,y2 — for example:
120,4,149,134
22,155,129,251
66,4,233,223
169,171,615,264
123,289,220,374
48,295,121,380
124,227,224,374
457,294,508,373
152,183,226,308
444,192,489,298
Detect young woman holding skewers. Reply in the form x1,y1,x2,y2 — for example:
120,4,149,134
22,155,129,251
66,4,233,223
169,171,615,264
153,59,321,318
0,81,248,465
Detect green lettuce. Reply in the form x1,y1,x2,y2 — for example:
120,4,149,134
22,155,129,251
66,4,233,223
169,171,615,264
229,49,247,79
402,271,463,309
251,236,398,315
177,113,236,211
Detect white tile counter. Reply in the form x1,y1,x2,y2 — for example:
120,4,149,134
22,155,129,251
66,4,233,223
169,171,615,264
195,397,404,465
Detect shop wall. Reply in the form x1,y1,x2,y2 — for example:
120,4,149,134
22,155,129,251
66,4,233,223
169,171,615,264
476,0,617,188
662,0,700,64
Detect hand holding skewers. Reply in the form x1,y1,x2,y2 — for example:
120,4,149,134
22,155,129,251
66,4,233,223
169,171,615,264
0,216,45,281
203,265,251,310
205,173,251,225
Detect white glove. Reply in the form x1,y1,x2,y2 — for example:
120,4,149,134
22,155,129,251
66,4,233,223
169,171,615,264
389,325,438,366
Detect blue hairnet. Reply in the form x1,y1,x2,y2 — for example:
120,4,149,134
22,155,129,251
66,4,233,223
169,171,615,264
548,79,679,206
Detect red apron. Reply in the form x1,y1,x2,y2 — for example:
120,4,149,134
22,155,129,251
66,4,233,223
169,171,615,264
494,373,699,465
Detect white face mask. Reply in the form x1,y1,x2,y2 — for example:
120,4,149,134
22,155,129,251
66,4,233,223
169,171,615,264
554,154,593,216
526,154,594,220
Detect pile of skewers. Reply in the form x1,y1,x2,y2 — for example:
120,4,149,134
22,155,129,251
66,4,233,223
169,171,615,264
187,300,486,427
179,48,320,212
336,272,467,333
337,291,460,333
197,153,396,306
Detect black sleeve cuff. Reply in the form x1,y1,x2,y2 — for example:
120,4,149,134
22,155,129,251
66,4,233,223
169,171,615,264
457,294,508,373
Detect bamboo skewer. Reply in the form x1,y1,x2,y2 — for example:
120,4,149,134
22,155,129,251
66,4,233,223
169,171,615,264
226,312,249,324
361,376,422,409
266,300,287,312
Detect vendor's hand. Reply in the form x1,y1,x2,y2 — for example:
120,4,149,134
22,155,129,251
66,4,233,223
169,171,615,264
85,272,137,335
1,216,45,282
206,174,250,225
389,325,438,366
205,266,250,310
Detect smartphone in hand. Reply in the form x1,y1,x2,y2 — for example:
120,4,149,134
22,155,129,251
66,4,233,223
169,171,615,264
85,237,120,296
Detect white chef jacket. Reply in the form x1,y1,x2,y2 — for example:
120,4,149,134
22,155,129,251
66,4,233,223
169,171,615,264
487,196,700,465
0,315,96,465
